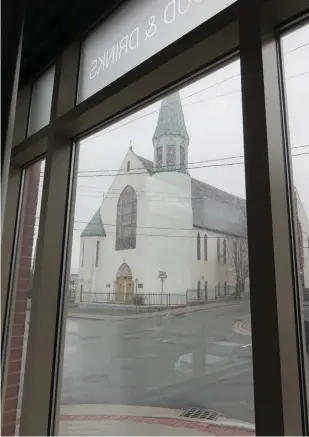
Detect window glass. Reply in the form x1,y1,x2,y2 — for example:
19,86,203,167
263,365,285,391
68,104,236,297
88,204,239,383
27,66,55,136
281,22,309,388
77,0,236,102
2,160,45,436
60,60,254,435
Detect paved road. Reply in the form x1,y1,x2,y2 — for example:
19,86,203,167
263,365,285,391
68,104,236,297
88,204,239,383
61,302,254,423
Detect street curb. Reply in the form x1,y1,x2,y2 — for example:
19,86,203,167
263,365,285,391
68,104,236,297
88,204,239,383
60,413,254,435
67,301,244,321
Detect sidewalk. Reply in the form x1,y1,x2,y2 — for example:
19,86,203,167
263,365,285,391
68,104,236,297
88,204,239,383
59,404,255,436
67,299,244,321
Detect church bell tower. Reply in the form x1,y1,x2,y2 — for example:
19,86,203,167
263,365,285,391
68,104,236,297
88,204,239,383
152,91,189,173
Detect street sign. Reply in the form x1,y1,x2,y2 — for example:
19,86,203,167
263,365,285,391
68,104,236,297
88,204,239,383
158,271,167,279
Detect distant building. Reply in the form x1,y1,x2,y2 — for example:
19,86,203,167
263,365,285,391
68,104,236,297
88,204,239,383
76,92,308,305
69,272,78,301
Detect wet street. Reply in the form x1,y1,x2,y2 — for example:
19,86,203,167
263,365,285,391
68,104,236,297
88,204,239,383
60,302,254,423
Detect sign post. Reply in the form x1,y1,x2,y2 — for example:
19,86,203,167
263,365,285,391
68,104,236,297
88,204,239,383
158,271,167,306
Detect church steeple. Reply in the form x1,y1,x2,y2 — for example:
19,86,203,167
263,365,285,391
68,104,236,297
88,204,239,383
152,91,189,173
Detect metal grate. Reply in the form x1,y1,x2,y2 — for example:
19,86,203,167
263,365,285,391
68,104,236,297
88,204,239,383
180,407,219,421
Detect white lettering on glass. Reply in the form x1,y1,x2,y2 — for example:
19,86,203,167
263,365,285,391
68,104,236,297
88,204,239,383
129,27,139,50
88,0,208,81
105,46,115,69
164,0,176,24
118,35,129,59
115,41,119,61
178,0,191,14
145,16,157,40
89,60,97,79
96,54,106,76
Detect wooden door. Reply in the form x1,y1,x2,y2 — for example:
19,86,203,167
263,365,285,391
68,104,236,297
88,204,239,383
125,280,133,302
116,279,125,301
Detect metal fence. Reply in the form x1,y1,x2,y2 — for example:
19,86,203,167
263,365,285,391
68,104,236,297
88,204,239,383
215,284,239,298
68,288,76,302
80,286,242,307
80,291,187,307
187,285,240,304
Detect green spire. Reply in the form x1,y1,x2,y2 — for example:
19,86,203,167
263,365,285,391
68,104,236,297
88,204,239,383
153,91,189,141
81,209,106,238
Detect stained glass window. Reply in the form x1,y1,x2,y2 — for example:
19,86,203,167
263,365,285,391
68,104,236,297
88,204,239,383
116,185,137,250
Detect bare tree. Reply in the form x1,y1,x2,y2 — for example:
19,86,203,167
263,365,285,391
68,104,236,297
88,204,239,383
227,237,249,296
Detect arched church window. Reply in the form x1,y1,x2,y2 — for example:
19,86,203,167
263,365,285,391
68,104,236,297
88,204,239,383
204,234,208,261
167,144,176,167
197,232,201,260
156,146,163,169
223,239,227,264
116,185,137,250
127,160,130,172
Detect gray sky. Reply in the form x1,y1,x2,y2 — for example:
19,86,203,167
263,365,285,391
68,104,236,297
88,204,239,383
34,24,309,272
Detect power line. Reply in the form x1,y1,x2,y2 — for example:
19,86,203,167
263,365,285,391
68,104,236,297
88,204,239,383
292,151,309,157
288,71,309,79
80,73,241,145
284,41,309,55
40,145,307,176
76,161,246,178
70,151,309,178
39,145,309,177
76,154,245,174
78,68,307,146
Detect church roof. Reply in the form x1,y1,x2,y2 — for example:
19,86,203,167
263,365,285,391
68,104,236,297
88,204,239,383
153,92,189,141
136,155,154,172
136,155,246,237
81,208,106,238
191,178,247,237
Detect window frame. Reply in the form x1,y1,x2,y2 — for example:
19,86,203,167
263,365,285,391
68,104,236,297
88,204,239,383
2,1,309,435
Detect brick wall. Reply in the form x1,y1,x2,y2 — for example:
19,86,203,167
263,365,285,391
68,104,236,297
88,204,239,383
2,162,41,436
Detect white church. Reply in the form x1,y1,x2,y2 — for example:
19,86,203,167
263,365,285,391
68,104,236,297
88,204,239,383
76,92,309,305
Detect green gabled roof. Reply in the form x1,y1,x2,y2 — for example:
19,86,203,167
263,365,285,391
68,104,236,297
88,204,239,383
81,208,106,238
153,91,189,141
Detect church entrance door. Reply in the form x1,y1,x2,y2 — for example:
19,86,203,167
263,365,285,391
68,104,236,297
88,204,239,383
125,280,133,302
116,263,133,303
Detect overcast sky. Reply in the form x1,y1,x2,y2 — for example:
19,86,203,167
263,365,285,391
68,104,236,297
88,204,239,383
34,23,308,272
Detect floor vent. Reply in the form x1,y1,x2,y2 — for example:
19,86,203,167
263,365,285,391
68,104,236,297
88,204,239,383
180,407,219,421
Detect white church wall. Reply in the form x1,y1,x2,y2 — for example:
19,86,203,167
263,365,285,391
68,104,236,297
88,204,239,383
79,157,196,299
76,237,99,302
93,150,152,298
191,229,238,300
136,170,195,297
